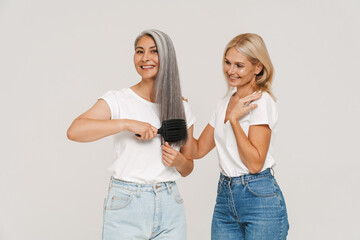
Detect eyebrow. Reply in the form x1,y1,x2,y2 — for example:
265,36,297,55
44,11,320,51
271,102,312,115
135,46,157,50
225,58,245,65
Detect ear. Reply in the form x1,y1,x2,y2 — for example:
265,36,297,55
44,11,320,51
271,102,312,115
255,62,263,75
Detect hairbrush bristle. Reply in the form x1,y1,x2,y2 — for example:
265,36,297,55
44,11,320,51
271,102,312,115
158,119,187,145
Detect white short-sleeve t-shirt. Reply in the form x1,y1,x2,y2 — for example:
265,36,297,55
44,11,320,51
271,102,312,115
209,92,278,177
100,88,196,183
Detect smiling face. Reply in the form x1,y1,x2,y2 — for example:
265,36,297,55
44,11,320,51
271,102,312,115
134,35,159,81
223,47,263,89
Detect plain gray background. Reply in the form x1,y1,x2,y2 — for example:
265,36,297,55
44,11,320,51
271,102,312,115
1,0,360,239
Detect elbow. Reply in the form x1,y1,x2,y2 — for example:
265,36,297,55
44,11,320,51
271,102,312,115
67,125,81,142
248,167,263,174
67,127,76,141
247,160,265,174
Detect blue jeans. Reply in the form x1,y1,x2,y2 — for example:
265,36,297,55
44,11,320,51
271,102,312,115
211,169,289,240
102,177,186,240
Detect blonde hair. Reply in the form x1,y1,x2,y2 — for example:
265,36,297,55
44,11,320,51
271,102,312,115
224,33,275,100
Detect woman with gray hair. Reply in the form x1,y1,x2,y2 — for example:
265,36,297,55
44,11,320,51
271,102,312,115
67,29,195,239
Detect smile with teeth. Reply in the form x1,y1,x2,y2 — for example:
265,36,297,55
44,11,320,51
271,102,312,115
229,76,239,80
141,65,155,69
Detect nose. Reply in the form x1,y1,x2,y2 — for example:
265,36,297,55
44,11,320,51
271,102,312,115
227,65,235,75
142,51,150,62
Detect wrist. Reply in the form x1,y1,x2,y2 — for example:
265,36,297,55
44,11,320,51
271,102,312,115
119,119,129,131
229,116,238,125
176,154,187,169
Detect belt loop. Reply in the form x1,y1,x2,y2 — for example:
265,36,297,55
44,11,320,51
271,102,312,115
270,167,275,177
220,175,225,187
165,182,171,195
108,177,113,192
136,184,141,198
241,175,245,186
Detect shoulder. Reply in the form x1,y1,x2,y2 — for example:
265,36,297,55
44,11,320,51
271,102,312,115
102,88,132,99
182,99,194,115
252,92,277,111
253,92,275,105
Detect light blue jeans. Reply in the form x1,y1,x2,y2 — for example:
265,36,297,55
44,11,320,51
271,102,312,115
211,169,289,240
102,177,186,240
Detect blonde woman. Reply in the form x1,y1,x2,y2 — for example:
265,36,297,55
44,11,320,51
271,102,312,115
67,29,195,240
193,33,289,239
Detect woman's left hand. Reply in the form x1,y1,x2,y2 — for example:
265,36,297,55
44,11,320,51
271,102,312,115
161,142,185,168
229,93,262,122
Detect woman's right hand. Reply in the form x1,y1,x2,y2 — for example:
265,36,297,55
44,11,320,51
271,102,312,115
124,119,158,140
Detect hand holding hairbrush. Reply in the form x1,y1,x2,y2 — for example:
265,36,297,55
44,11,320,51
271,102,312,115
135,119,187,143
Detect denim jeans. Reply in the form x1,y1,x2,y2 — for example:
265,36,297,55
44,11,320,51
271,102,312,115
102,177,186,240
211,169,289,240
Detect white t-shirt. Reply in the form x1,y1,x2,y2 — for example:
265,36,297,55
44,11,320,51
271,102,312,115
100,88,196,184
209,92,278,177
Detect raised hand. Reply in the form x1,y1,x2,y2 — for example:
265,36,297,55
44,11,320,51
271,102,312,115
229,92,262,122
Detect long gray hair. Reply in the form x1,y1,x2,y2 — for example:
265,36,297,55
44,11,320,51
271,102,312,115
135,29,187,146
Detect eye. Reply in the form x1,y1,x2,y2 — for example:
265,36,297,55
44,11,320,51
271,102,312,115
136,50,143,54
224,59,230,65
151,50,158,53
236,64,243,68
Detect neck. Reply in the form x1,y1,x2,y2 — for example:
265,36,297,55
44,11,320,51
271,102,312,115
234,79,257,99
132,79,155,102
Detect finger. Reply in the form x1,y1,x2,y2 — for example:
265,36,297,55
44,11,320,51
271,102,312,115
162,157,172,166
245,104,258,112
151,126,158,135
163,143,175,154
144,130,150,140
242,93,262,102
162,151,174,159
182,96,189,102
148,128,155,139
161,145,172,154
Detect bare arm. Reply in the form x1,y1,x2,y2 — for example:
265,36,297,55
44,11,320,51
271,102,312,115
228,92,270,173
67,99,157,142
192,124,216,159
161,126,194,177
230,122,271,174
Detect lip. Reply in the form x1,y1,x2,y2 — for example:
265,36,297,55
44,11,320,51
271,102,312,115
229,76,239,81
140,65,156,69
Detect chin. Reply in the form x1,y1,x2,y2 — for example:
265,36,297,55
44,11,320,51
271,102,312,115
228,80,240,88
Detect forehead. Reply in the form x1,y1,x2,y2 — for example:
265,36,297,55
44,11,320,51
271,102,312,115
225,47,249,62
136,35,156,48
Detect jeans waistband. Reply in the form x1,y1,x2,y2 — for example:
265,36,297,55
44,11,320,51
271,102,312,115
110,177,175,193
220,168,273,185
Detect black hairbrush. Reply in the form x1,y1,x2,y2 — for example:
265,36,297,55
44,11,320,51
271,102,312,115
135,119,187,143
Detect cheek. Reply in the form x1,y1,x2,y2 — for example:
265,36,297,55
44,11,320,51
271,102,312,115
239,68,252,77
154,56,159,65
133,56,139,66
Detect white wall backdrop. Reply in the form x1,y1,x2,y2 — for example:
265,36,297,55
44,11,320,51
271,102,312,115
1,0,360,239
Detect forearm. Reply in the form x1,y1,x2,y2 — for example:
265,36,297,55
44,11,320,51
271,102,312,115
175,154,194,177
191,124,215,159
230,119,264,173
67,118,127,142
192,137,209,159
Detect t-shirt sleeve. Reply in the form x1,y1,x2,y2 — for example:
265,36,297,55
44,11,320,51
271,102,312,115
208,107,217,127
99,91,120,119
183,101,196,129
249,93,278,130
